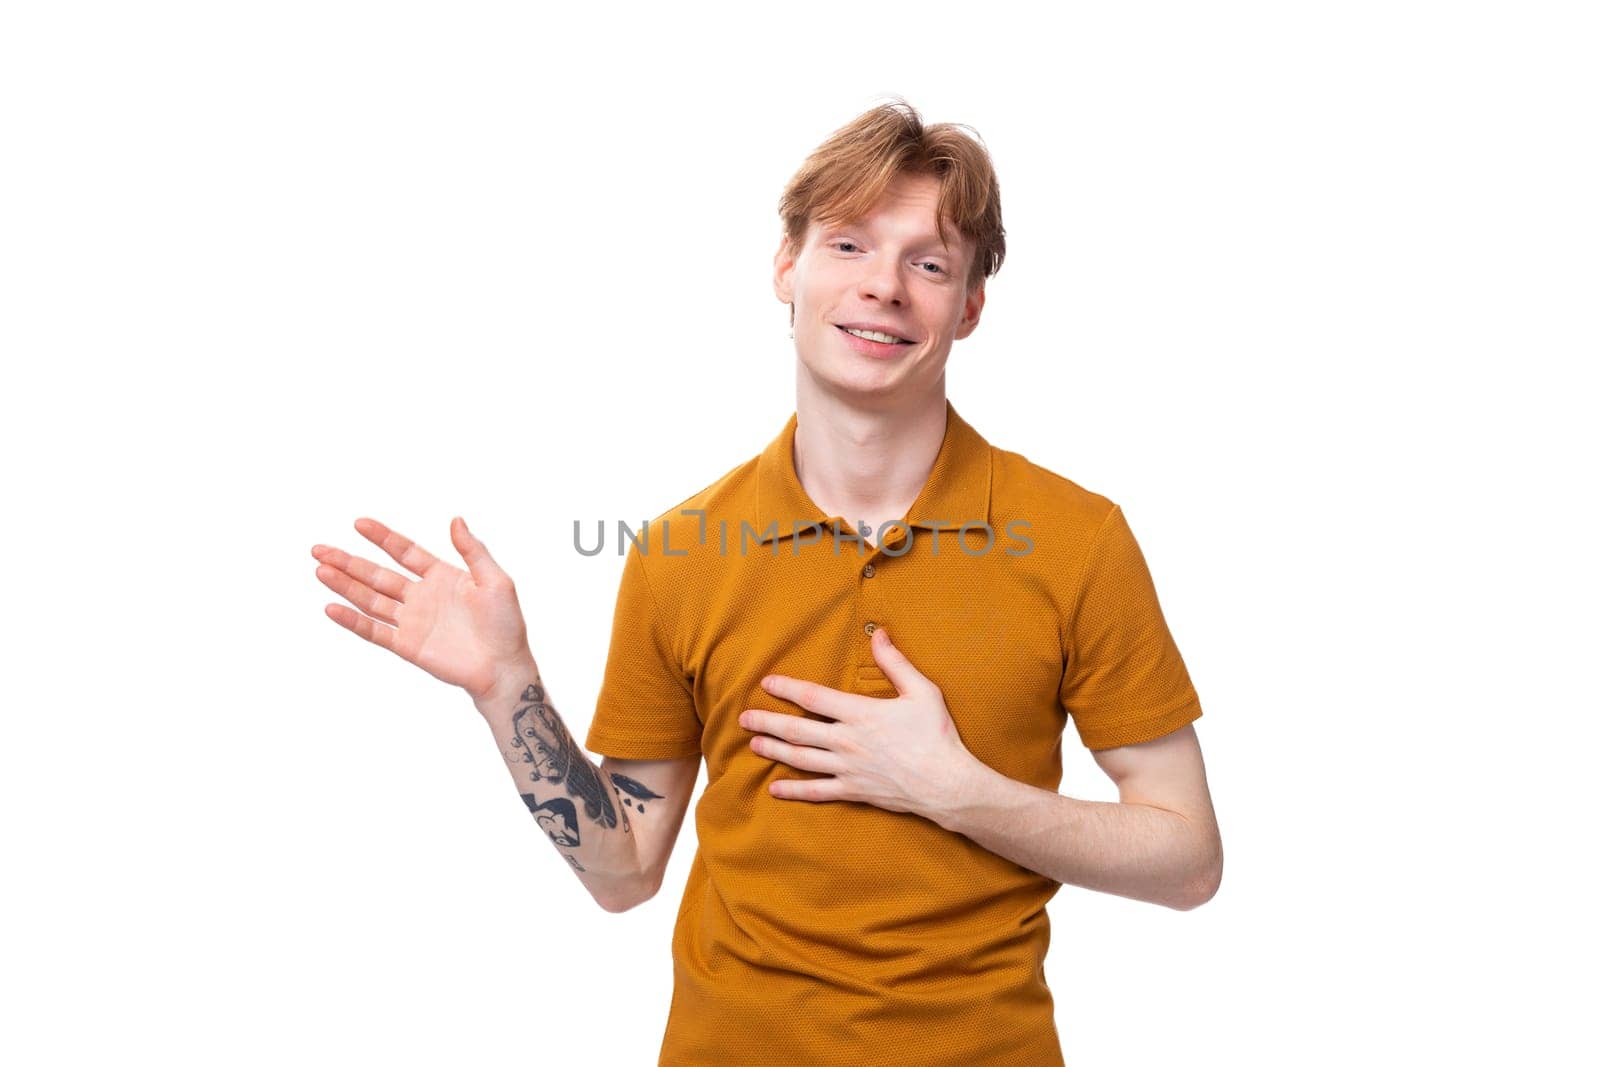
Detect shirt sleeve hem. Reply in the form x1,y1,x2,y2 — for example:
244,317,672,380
1075,700,1203,752
584,729,703,760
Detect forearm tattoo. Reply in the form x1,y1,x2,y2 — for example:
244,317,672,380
502,679,640,873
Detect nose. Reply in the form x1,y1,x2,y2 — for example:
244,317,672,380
856,255,909,307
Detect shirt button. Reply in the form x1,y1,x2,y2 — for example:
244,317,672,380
864,621,877,635
861,563,876,578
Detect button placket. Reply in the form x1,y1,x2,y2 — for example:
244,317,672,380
856,530,901,664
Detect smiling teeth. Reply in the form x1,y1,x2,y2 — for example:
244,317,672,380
844,327,906,344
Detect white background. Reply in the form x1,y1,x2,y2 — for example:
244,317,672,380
3,1,1595,1064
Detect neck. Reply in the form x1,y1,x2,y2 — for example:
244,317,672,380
790,373,949,530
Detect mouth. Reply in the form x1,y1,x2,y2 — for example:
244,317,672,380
833,324,915,359
834,324,914,347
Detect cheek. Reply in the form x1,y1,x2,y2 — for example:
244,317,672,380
797,260,851,300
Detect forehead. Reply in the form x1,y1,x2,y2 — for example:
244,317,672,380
813,173,959,245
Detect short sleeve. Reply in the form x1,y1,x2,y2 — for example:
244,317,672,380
583,544,703,759
1059,504,1203,750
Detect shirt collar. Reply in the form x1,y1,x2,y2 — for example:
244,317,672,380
753,398,993,544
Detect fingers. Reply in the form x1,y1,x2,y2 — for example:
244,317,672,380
760,674,853,723
312,555,404,625
769,775,845,802
751,735,846,776
322,602,399,653
742,709,836,749
309,542,411,604
353,517,440,578
868,627,931,697
450,516,507,585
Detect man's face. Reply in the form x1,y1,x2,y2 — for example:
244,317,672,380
774,172,985,402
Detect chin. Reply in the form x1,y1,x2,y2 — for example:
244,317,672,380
806,365,907,404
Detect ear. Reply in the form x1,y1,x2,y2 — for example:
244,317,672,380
773,234,798,308
954,282,986,340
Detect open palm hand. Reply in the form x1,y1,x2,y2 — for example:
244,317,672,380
311,516,532,702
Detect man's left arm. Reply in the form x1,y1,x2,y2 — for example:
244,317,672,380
924,723,1223,911
746,626,1223,911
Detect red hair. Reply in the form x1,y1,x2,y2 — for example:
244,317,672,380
778,97,1006,293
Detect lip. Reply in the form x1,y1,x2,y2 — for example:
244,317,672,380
834,321,917,342
834,323,915,359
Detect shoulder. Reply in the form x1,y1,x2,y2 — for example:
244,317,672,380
622,446,762,607
987,444,1121,561
639,451,759,553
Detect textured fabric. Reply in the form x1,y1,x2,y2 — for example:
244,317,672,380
585,399,1203,1066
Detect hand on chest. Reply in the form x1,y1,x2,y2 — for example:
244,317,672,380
691,545,1069,784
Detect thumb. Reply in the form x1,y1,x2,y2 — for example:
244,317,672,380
451,516,507,584
870,627,929,697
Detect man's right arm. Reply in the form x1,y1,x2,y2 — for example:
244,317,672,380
474,654,699,912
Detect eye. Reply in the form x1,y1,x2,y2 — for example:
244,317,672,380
919,262,947,275
831,240,860,253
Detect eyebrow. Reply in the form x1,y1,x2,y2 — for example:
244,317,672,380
822,220,956,253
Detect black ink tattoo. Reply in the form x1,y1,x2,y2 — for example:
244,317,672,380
610,772,665,816
505,681,620,830
521,793,580,847
561,853,586,872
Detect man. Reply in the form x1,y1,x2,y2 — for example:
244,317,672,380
311,99,1221,1065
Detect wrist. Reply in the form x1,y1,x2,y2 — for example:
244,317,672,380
923,752,992,833
472,653,541,716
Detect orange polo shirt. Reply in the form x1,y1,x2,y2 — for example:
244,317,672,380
585,399,1203,1066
